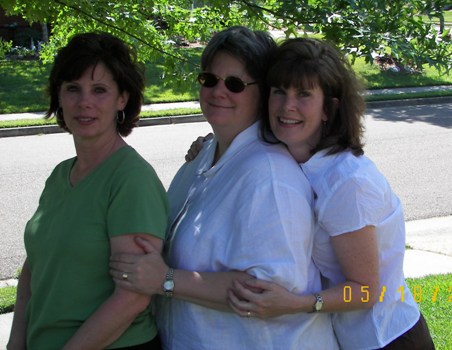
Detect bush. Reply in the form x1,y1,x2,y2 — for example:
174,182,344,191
0,38,13,60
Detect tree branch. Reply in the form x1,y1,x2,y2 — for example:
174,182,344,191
54,0,196,66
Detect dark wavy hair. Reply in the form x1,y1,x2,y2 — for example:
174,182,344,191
45,32,145,137
201,26,277,118
262,37,366,156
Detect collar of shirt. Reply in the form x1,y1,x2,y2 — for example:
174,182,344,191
299,148,332,182
196,121,260,178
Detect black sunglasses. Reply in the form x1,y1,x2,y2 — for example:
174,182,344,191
197,72,257,93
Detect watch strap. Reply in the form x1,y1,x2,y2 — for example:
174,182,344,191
163,268,175,297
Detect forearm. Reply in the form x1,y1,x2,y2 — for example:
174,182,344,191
63,289,151,350
171,269,252,310
319,281,378,312
7,260,31,350
289,282,378,314
111,238,252,311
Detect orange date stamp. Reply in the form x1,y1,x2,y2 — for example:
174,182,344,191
343,285,452,303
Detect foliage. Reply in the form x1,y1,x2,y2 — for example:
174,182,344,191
1,0,451,88
0,38,13,59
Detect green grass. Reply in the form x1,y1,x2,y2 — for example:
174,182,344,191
0,286,16,314
1,45,451,115
445,11,452,23
423,9,452,23
365,89,452,102
0,60,51,114
0,108,202,129
352,57,452,89
445,10,452,22
1,273,451,348
406,274,452,350
0,59,200,115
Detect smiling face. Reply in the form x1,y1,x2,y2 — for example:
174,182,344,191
199,51,260,147
58,62,128,142
268,84,328,163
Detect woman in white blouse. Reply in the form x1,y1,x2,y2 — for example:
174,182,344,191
110,29,339,350
226,38,435,350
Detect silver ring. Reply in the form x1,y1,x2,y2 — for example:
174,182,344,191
246,311,251,318
122,273,128,280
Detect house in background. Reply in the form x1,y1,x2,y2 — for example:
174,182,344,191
0,6,47,48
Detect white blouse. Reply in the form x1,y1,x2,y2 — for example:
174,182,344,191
301,149,420,350
156,122,339,350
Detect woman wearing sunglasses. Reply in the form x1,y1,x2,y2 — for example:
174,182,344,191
110,26,338,349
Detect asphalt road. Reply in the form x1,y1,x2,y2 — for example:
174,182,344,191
1,103,451,280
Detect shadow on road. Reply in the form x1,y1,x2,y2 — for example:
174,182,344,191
367,103,452,129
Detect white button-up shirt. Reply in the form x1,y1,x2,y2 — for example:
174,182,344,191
301,149,420,350
156,122,339,350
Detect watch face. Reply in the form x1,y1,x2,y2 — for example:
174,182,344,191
315,302,322,311
163,280,174,291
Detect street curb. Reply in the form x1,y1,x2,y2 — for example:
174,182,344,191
140,114,205,126
0,96,451,138
366,95,452,109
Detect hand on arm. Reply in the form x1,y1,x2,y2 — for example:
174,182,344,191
110,237,167,295
228,278,307,318
62,234,162,350
228,226,379,318
184,133,213,162
110,236,253,311
7,259,31,350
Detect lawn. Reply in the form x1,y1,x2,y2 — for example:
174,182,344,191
406,274,452,349
1,46,451,115
0,286,15,314
0,57,201,115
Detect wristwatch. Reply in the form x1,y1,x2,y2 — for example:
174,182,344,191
163,268,175,298
312,293,324,312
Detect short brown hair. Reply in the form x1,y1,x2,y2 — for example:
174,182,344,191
46,32,145,137
201,26,276,119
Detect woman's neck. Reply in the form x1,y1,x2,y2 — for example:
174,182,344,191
211,121,255,165
71,135,126,185
288,144,314,164
210,129,236,166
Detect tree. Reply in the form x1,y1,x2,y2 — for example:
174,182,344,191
1,0,451,87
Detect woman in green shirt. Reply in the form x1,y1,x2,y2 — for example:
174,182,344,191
7,32,168,350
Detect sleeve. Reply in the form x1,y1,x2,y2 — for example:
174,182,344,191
319,175,388,236
223,177,316,294
107,161,168,240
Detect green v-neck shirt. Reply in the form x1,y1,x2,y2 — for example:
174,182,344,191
24,146,168,349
